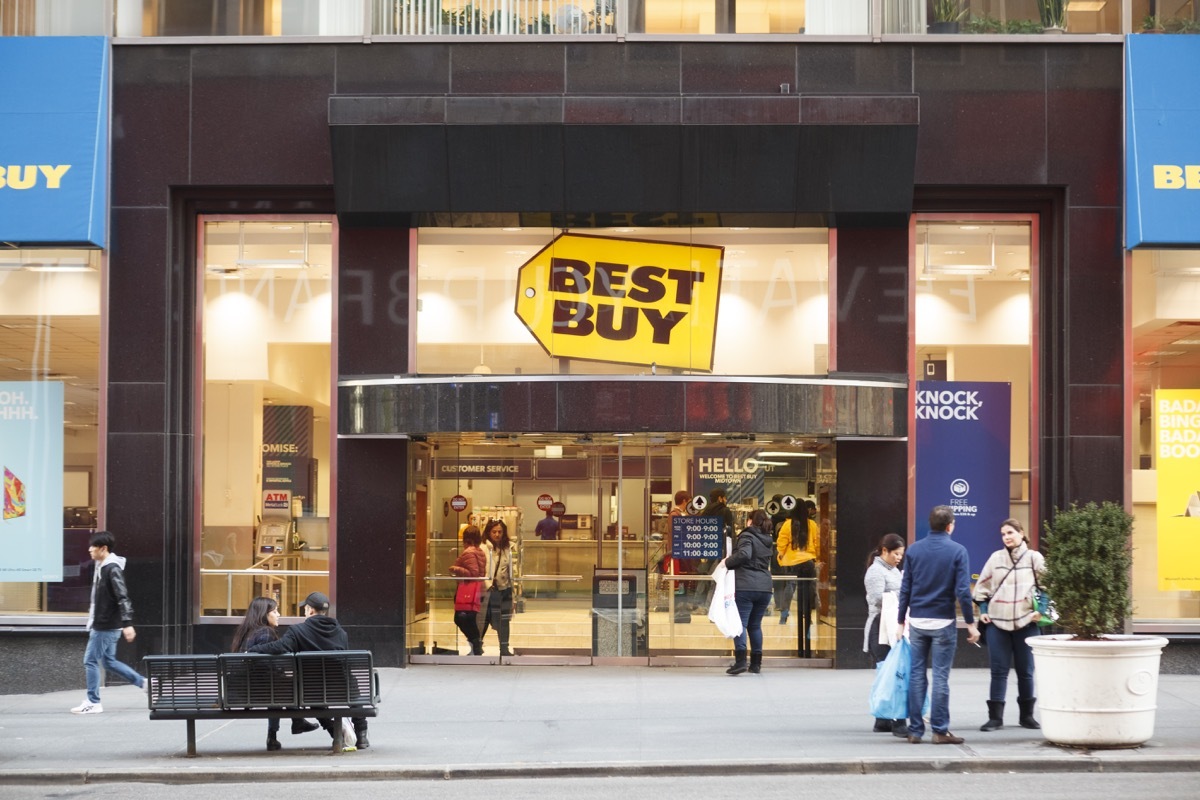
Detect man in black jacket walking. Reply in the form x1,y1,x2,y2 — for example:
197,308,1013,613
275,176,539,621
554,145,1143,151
72,531,147,715
249,591,369,749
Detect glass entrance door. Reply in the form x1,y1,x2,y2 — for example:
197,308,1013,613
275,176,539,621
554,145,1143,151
407,434,836,664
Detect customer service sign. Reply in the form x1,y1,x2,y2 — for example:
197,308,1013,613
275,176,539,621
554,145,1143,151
515,234,723,371
1154,389,1200,590
0,382,64,582
1126,36,1200,247
0,37,109,247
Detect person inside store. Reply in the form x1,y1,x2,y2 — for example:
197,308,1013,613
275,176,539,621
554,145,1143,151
479,518,517,657
723,508,774,675
230,596,319,750
775,499,820,643
449,525,487,656
863,532,907,735
689,488,737,611
247,591,370,750
972,517,1046,732
534,508,560,540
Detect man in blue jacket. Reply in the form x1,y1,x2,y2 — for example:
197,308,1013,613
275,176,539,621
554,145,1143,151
896,506,980,744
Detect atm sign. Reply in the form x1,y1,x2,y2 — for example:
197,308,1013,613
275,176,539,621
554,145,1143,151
514,233,723,371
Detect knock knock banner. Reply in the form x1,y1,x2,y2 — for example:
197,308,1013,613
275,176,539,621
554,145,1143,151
514,233,723,371
1154,388,1200,590
915,381,1011,577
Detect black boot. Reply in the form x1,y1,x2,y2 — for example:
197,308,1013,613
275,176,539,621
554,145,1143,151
291,718,319,735
748,651,762,674
1018,697,1041,729
500,643,515,656
873,718,893,733
354,720,370,749
470,639,483,656
891,720,908,736
726,652,748,675
266,733,281,751
980,700,1005,731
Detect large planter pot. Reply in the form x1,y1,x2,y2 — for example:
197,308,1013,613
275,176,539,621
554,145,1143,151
1028,634,1169,747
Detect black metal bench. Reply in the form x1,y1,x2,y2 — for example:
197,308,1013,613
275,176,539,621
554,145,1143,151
145,650,380,756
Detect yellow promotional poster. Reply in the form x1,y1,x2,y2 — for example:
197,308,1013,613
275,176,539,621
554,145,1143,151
514,233,723,371
1154,388,1200,591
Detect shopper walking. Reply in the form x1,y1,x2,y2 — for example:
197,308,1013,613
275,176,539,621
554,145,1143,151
71,531,147,715
896,506,979,744
449,525,487,655
724,509,774,675
479,518,517,656
972,517,1046,731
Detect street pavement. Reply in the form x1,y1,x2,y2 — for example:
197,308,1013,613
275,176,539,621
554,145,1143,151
2,666,1198,785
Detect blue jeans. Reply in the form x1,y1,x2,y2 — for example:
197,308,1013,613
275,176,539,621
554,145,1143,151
84,628,145,703
985,622,1039,703
733,590,772,654
907,624,957,737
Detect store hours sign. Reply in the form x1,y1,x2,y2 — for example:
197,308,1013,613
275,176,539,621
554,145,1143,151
515,233,723,371
671,516,724,559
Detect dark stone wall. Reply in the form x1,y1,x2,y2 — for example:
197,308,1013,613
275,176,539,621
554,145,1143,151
2,40,1125,691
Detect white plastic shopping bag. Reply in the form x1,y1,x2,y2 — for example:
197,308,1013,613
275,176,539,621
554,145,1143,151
707,561,743,638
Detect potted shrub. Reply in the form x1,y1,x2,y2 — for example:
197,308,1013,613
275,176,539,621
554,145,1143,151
928,0,966,34
1038,0,1067,32
1027,501,1168,747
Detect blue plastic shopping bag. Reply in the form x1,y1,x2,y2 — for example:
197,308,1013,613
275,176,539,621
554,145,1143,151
869,636,911,719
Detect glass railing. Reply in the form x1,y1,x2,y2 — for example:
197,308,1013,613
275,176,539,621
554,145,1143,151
4,2,1194,46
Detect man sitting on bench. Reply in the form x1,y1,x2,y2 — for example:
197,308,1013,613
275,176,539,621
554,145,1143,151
248,592,369,749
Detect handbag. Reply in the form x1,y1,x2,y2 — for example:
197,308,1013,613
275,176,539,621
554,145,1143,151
454,579,483,611
1032,573,1056,627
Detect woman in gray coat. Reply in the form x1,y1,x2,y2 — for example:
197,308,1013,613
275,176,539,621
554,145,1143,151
864,532,906,734
724,509,774,676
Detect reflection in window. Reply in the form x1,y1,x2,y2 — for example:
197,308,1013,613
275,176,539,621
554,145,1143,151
414,226,829,376
1130,248,1200,628
0,248,101,618
199,218,334,619
914,218,1034,528
0,0,106,35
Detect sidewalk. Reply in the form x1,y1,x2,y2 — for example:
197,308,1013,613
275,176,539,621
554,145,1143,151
2,667,1198,785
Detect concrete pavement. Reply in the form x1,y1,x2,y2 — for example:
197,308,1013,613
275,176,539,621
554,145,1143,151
2,666,1198,785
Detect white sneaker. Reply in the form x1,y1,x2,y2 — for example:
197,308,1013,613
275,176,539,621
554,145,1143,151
70,702,103,715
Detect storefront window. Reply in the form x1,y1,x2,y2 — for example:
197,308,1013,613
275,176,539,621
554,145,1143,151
198,218,334,620
415,226,829,376
0,248,102,620
913,217,1036,535
0,0,106,35
1130,248,1200,631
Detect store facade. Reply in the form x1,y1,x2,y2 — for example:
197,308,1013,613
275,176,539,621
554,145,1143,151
5,28,1135,689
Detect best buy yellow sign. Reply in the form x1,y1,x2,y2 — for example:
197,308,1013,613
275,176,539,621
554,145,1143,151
515,233,723,371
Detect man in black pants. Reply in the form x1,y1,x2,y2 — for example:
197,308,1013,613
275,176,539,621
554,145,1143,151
248,591,369,749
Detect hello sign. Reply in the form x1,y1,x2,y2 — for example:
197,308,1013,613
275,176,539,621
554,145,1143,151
514,233,723,371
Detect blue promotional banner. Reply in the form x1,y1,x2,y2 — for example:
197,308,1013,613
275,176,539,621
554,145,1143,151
0,37,108,247
1126,36,1200,247
0,382,65,582
915,381,1011,578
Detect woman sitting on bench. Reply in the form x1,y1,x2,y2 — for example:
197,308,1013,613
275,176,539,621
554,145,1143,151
231,597,319,751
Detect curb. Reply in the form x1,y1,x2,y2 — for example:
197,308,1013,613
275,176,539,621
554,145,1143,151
3,756,1200,785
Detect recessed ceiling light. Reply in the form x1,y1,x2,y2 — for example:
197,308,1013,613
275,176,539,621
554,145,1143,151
959,225,980,231
502,227,522,232
272,225,294,231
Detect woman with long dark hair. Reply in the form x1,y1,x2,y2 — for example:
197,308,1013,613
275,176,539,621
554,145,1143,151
479,518,517,656
972,518,1046,732
231,596,317,751
864,532,906,734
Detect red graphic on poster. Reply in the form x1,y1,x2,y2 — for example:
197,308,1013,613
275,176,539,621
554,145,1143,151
4,467,25,520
